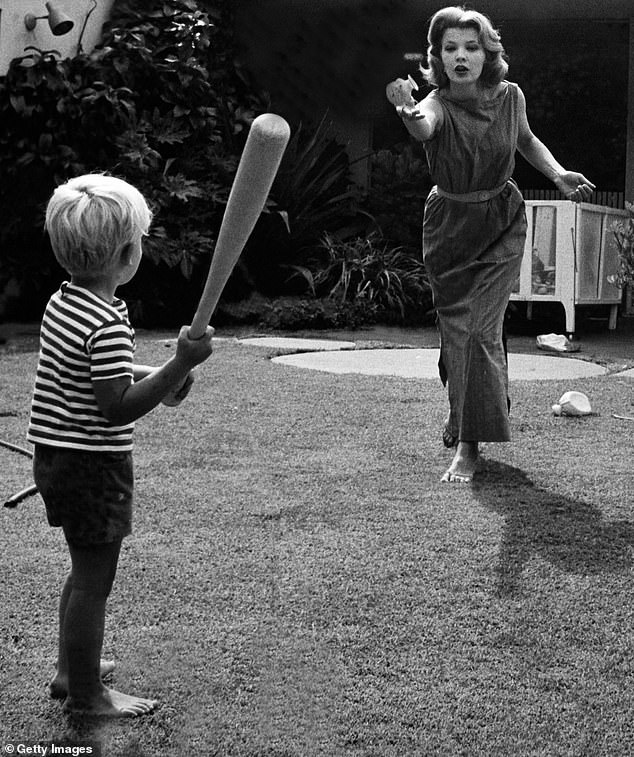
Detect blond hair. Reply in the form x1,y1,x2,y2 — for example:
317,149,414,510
45,174,153,276
421,6,508,89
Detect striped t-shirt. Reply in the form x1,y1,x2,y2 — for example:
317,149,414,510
27,282,136,451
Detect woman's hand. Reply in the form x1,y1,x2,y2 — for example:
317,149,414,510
396,104,426,121
386,76,425,121
555,172,596,202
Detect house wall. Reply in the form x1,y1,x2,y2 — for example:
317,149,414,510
0,0,115,73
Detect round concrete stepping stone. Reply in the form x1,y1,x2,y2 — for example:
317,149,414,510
240,336,356,352
272,348,608,380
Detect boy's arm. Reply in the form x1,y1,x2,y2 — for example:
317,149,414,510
94,325,213,424
134,364,155,382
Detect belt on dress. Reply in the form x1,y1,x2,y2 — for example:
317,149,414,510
435,182,507,203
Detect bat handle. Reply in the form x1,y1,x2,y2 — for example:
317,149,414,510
188,312,212,341
4,484,38,508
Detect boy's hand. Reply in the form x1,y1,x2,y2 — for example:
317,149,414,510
94,327,213,425
175,325,214,370
162,371,195,407
162,325,212,407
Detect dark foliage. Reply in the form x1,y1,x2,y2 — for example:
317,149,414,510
0,0,267,322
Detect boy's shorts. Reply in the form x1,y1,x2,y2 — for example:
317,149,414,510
33,444,133,547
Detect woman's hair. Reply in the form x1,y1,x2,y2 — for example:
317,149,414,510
420,6,508,89
45,174,153,276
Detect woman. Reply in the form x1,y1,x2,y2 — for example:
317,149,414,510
387,6,594,483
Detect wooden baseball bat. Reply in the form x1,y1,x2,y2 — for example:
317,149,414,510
188,113,291,339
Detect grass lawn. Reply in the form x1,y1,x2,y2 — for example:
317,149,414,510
1,333,633,756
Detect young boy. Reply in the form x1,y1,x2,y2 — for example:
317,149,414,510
27,174,213,717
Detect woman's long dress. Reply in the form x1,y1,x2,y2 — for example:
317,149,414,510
422,81,526,443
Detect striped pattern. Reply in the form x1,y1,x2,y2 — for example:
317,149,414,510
28,282,136,451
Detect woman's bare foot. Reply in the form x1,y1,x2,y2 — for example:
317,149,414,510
441,441,479,483
63,686,158,718
50,659,115,700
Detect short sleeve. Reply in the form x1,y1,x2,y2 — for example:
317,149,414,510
87,320,135,382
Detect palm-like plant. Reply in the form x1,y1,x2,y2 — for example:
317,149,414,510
243,114,366,296
270,114,361,253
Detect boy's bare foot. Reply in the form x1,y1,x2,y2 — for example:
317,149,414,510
441,441,479,483
50,659,115,700
63,687,158,718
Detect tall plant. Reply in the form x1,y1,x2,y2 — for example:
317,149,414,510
272,116,360,250
240,115,364,297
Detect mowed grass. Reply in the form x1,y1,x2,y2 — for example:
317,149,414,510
1,333,634,756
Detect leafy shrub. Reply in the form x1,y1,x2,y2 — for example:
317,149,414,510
261,297,376,331
0,0,267,322
295,232,433,325
214,293,376,331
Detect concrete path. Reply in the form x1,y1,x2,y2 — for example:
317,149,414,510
241,337,614,380
271,347,608,380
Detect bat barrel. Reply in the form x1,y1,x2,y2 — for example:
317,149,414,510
189,113,291,339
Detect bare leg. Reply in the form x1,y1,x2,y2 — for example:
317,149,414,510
49,572,114,699
441,441,479,483
61,539,157,717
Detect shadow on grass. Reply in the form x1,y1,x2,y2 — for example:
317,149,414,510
473,460,634,597
42,713,151,756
